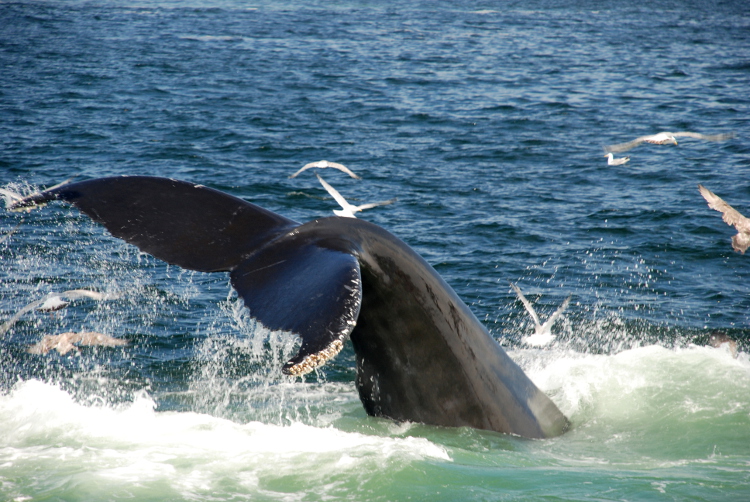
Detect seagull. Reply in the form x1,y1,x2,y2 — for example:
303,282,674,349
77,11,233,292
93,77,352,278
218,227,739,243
604,153,630,166
0,289,121,336
2,179,73,212
510,282,571,347
27,331,128,355
36,289,116,312
316,174,396,218
698,184,750,254
603,131,735,153
289,160,361,179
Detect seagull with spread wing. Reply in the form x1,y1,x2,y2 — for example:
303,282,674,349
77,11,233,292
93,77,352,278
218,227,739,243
316,174,396,218
603,131,735,153
698,184,750,254
510,282,571,347
289,160,361,179
0,289,121,336
27,331,128,355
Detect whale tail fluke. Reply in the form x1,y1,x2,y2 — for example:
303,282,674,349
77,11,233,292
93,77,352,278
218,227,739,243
7,176,360,375
10,176,299,272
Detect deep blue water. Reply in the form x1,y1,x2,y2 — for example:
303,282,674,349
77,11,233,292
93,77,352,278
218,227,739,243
1,1,750,500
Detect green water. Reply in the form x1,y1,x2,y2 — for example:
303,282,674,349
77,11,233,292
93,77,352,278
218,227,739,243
1,344,748,501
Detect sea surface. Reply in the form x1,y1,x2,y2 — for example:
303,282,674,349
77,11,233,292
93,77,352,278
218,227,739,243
2,0,750,500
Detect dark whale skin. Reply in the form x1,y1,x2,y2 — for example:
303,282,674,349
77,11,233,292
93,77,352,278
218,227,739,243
11,176,569,438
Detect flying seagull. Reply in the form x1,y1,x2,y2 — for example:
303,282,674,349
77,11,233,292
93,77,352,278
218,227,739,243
316,174,396,218
27,331,128,355
698,184,750,254
0,289,121,336
603,131,735,153
604,152,630,166
289,160,361,179
510,282,571,347
36,289,118,312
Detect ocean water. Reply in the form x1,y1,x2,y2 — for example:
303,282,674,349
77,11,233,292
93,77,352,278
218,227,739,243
2,0,750,500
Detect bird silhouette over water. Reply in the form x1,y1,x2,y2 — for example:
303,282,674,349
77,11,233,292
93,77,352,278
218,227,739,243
27,331,128,355
0,289,121,336
603,131,735,153
316,174,396,218
289,160,361,179
510,282,571,347
698,184,750,254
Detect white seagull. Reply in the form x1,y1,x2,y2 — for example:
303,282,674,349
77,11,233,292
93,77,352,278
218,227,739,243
36,289,117,312
289,160,361,179
604,152,630,166
510,282,571,347
603,131,735,153
27,331,129,355
0,289,121,336
316,174,396,218
698,184,750,254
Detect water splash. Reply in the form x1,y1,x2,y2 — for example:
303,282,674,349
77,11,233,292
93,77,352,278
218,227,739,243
0,379,449,501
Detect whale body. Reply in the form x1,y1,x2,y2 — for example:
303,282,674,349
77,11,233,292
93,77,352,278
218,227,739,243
11,176,569,438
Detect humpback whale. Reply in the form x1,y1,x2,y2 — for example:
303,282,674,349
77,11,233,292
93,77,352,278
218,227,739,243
9,176,569,439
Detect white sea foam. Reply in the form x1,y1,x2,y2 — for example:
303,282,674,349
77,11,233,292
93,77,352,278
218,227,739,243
0,380,449,498
515,344,750,425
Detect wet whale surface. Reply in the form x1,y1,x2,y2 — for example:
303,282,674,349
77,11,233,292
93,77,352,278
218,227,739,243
13,175,569,438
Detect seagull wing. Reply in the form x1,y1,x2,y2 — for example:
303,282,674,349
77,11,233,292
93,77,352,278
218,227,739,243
672,131,735,142
76,331,129,347
510,282,542,327
0,298,46,336
50,332,79,354
354,198,397,212
602,137,648,153
316,174,352,213
540,295,571,332
699,185,750,233
289,163,319,179
326,162,362,180
61,289,108,301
